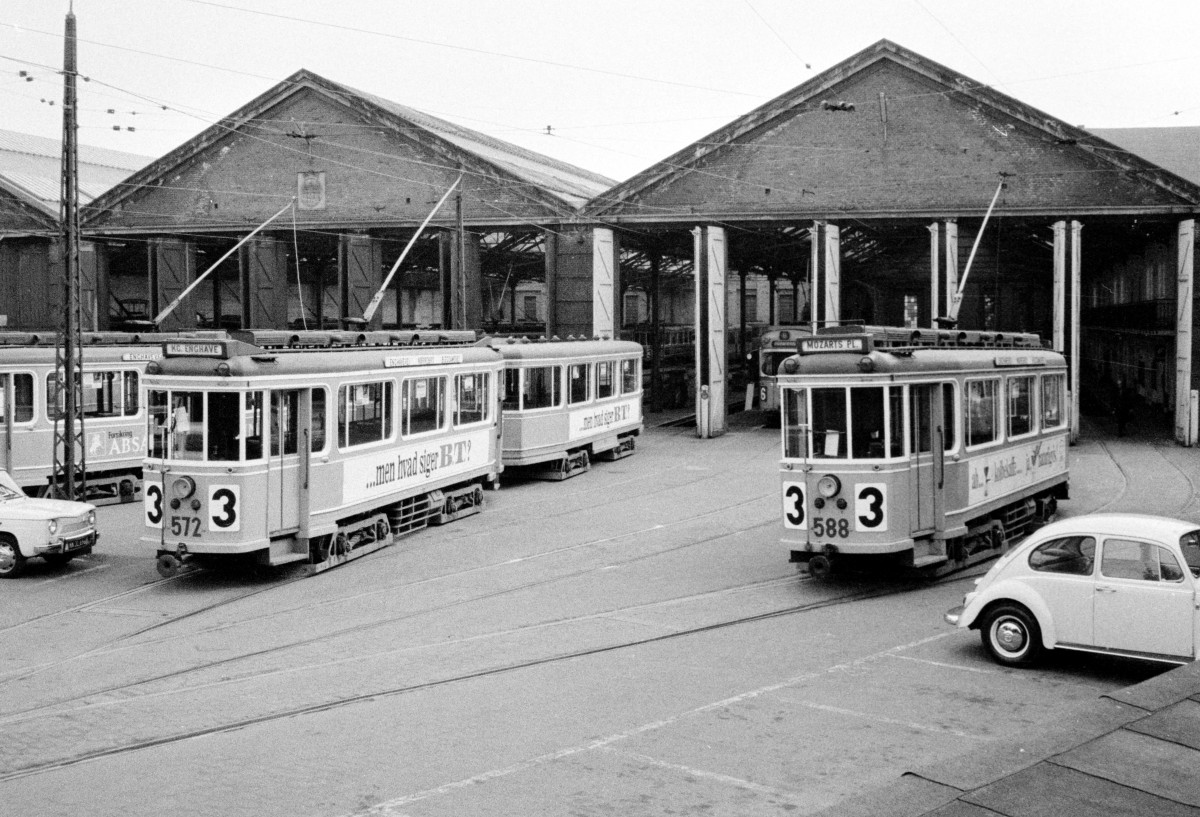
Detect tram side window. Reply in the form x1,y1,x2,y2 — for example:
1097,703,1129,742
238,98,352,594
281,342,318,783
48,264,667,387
404,377,445,435
123,372,139,416
811,388,847,458
1008,376,1035,438
783,388,807,458
0,374,34,423
569,363,591,405
522,366,561,410
311,389,327,452
621,358,640,394
943,383,958,452
455,372,489,426
967,379,999,447
1042,373,1066,429
597,361,615,399
503,369,520,410
340,381,393,448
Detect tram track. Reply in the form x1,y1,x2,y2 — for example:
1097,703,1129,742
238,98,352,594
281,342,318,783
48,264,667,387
0,493,782,715
0,566,974,784
1092,439,1200,516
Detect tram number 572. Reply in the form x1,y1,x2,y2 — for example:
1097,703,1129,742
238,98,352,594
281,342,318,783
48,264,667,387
782,482,888,533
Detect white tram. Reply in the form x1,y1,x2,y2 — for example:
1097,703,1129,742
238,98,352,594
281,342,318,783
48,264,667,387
141,330,501,577
489,337,643,479
755,326,809,415
0,331,209,504
778,326,1070,577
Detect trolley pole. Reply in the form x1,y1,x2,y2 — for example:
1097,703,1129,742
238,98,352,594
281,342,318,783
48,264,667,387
53,3,85,501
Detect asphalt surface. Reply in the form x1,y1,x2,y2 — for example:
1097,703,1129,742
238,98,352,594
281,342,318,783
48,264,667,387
819,406,1200,817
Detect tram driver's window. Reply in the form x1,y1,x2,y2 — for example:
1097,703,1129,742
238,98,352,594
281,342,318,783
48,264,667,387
311,389,327,452
783,388,806,458
0,374,34,423
850,387,886,459
568,363,590,405
1008,376,1034,438
209,391,243,461
943,383,957,451
967,379,999,447
811,387,847,459
147,389,169,458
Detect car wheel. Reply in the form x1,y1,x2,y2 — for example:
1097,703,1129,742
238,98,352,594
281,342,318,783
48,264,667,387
0,534,26,579
981,603,1043,666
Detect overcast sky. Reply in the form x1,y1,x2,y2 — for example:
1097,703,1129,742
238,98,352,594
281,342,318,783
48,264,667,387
4,0,1198,182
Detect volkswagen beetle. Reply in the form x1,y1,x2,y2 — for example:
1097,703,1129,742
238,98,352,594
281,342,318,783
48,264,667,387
946,514,1200,666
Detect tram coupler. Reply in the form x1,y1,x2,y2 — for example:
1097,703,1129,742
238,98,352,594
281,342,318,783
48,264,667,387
156,551,184,578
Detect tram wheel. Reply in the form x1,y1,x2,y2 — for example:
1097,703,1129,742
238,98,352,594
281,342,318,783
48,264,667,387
0,535,26,579
375,519,390,542
981,603,1042,667
808,554,832,579
156,553,181,579
334,532,350,556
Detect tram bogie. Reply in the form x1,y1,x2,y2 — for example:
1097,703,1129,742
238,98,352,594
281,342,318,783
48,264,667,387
142,329,503,577
778,325,1070,578
489,337,643,481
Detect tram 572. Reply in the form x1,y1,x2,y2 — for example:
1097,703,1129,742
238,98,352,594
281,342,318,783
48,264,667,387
778,326,1069,577
142,330,501,577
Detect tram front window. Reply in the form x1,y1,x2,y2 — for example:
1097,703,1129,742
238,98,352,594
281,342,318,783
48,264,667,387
783,388,807,458
792,386,892,460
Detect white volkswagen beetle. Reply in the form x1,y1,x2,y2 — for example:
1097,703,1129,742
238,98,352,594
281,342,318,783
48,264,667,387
0,470,98,578
946,514,1200,666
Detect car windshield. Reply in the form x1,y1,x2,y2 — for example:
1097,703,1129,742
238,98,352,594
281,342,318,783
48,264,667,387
1180,530,1200,578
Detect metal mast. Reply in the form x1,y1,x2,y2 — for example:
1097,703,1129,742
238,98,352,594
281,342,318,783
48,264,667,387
53,2,85,500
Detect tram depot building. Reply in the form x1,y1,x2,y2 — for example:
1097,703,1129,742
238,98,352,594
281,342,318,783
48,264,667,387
4,39,1200,444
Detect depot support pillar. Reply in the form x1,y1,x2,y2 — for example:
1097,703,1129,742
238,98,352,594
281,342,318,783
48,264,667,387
928,221,940,326
1176,219,1196,445
592,227,619,339
943,219,958,319
693,226,726,439
1069,220,1082,443
807,221,841,325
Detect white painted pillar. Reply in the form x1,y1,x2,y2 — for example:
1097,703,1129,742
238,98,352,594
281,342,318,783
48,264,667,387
1052,221,1066,352
1176,219,1195,445
928,221,940,326
693,226,727,439
943,219,958,316
1070,220,1082,442
592,227,616,339
824,223,840,323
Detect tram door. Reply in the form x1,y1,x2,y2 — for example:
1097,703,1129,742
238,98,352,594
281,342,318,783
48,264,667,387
909,384,945,534
1,374,12,472
268,390,302,534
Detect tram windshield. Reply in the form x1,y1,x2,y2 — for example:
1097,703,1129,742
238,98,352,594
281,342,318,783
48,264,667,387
148,389,259,462
782,386,902,460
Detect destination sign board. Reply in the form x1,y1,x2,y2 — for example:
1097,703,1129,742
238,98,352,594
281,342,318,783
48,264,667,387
798,336,869,355
164,342,225,358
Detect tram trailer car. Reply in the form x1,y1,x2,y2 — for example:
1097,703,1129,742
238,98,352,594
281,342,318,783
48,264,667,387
141,330,501,577
756,326,810,416
489,337,644,479
778,326,1070,578
0,331,222,505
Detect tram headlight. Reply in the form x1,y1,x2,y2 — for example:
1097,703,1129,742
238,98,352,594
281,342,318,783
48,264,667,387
146,362,161,375
858,356,875,372
216,362,231,377
171,476,196,501
817,474,842,499
782,358,799,374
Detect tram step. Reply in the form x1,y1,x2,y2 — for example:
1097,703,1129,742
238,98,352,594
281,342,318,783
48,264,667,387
913,554,949,569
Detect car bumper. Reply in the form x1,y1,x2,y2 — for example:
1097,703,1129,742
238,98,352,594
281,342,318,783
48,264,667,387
944,605,965,626
35,531,98,555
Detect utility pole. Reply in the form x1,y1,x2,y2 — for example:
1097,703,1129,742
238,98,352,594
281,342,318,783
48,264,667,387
53,2,85,500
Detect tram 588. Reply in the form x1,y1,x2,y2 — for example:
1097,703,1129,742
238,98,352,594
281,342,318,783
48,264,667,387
778,326,1069,577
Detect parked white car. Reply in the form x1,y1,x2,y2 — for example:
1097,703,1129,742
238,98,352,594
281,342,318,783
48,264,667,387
0,470,98,578
946,514,1200,666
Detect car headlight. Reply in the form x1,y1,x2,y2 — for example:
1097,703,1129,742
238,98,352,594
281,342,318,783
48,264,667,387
87,510,96,526
817,474,842,498
47,518,58,535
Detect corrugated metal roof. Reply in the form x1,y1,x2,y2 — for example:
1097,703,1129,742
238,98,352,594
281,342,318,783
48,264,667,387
339,82,615,208
0,128,150,209
1090,127,1200,186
